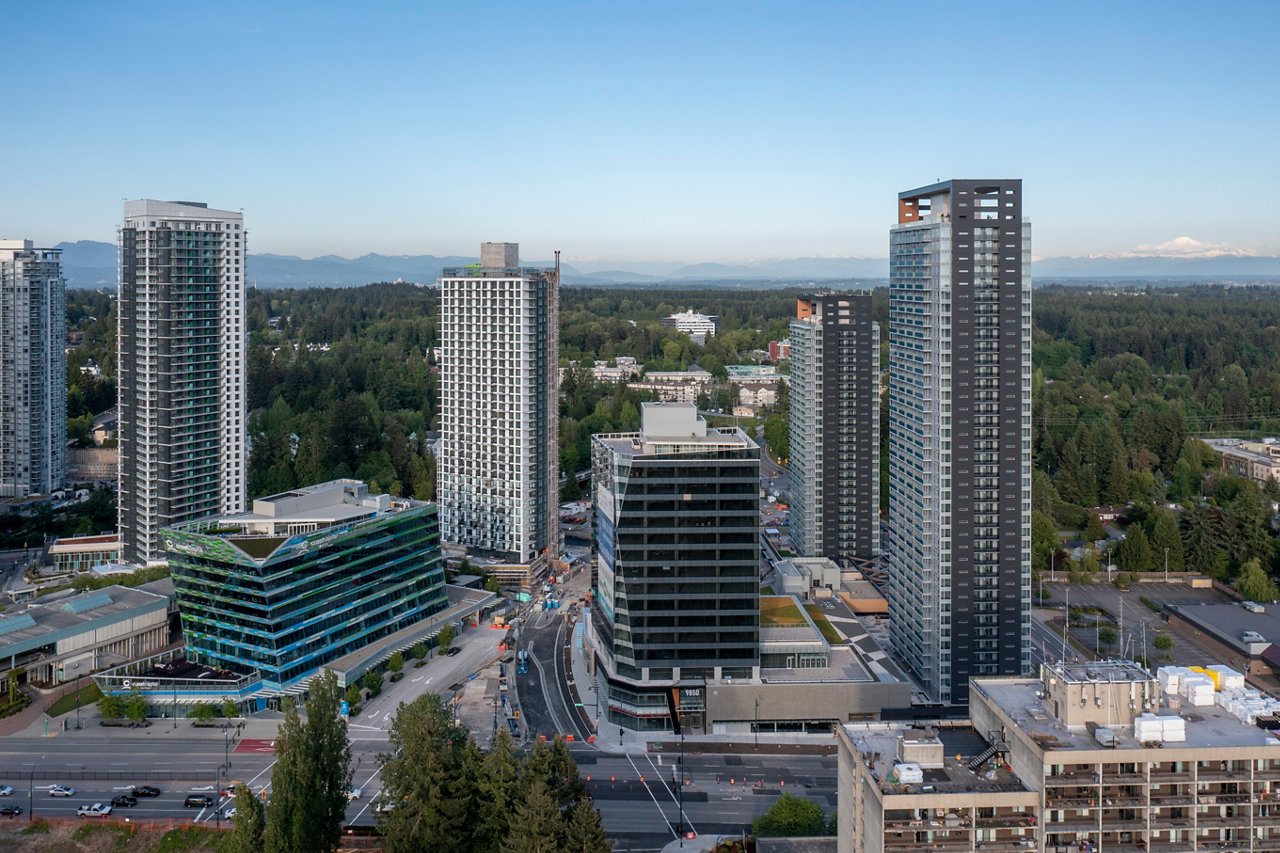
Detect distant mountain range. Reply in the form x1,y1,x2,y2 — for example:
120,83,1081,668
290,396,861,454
53,240,1280,289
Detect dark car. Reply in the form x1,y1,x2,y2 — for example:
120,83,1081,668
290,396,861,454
111,795,137,808
184,794,214,808
132,786,161,798
446,646,462,657
0,805,22,817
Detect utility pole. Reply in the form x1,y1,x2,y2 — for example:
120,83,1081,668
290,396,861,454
1164,547,1169,584
677,730,686,846
754,696,760,748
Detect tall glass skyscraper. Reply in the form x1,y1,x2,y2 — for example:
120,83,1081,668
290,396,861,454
887,180,1032,706
0,240,66,498
788,293,880,563
438,243,560,581
118,200,246,565
163,479,446,690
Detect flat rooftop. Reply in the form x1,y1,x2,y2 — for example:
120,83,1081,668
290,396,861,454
846,724,1031,796
974,676,1280,752
1169,602,1280,654
0,586,168,654
171,479,420,536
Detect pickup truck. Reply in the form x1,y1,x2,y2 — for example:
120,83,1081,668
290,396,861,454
77,803,112,817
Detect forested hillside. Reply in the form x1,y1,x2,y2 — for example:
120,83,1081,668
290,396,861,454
61,281,1280,590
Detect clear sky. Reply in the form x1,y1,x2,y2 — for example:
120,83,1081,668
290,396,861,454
3,0,1276,262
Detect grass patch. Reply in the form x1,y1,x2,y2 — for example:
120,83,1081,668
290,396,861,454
760,595,805,626
48,682,103,717
803,604,844,644
1140,596,1162,614
156,825,224,852
760,585,774,595
73,823,127,843
20,819,51,835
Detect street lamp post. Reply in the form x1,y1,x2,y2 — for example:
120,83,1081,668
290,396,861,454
1164,547,1169,584
27,755,43,823
676,730,686,846
754,696,760,748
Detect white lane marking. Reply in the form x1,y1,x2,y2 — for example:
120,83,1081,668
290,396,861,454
626,754,676,839
242,758,278,793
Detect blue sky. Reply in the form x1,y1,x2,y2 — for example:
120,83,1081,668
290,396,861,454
3,1,1276,262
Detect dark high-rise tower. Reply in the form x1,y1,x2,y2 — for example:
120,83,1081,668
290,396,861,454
887,180,1031,705
589,403,760,733
788,293,880,563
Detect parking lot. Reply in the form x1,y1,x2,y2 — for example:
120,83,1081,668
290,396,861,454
1037,580,1234,669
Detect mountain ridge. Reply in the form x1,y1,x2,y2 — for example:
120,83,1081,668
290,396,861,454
52,240,1280,288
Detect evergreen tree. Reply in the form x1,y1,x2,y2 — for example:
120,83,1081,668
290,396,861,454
1055,436,1097,507
265,670,352,853
1116,525,1154,572
1148,509,1184,571
1102,448,1130,505
472,727,520,852
1181,505,1228,576
379,694,476,853
224,784,266,853
1084,513,1107,543
562,797,612,852
502,777,564,853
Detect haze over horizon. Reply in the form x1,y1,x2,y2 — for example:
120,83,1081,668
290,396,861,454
2,1,1277,262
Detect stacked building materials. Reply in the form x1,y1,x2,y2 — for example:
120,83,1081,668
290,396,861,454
1182,672,1215,706
1133,713,1164,742
1156,665,1182,696
1159,714,1186,742
1207,664,1246,691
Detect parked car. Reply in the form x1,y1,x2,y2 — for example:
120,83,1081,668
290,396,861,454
0,805,22,817
184,794,214,808
110,795,138,808
49,785,76,797
0,786,12,797
132,786,161,798
77,803,112,817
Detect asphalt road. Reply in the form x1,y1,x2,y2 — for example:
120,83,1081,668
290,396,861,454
585,750,836,851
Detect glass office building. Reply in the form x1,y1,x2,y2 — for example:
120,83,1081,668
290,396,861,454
164,479,446,690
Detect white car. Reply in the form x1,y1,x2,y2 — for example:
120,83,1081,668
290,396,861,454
0,785,12,796
49,785,76,797
347,786,363,801
77,803,112,817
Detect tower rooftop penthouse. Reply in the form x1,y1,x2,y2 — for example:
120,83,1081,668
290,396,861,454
172,479,417,540
594,402,754,455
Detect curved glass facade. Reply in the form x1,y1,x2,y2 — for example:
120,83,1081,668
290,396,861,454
165,504,445,689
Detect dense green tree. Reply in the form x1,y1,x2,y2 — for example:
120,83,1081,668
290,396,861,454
265,670,352,853
379,694,476,853
187,702,215,722
1084,513,1107,542
98,693,124,721
562,797,613,852
1237,559,1280,602
1116,525,1154,572
501,777,564,853
1032,511,1059,574
752,791,829,837
437,624,456,654
411,641,429,661
362,670,383,695
388,652,404,674
224,784,266,853
1147,509,1184,571
124,690,147,723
